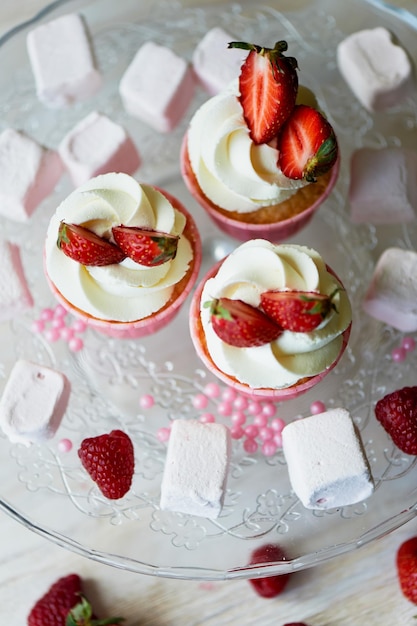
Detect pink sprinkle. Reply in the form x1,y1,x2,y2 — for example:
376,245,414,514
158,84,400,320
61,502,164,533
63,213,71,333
192,393,209,410
243,438,258,454
230,425,244,439
60,326,75,341
40,307,54,321
52,317,66,330
68,336,84,352
222,387,237,402
391,347,407,363
204,382,220,398
218,401,233,416
31,319,45,333
244,424,259,439
310,400,326,415
72,319,87,333
233,395,248,410
273,432,283,447
248,401,262,416
253,413,268,428
157,427,170,442
259,426,274,441
199,412,215,423
231,411,246,426
44,328,61,342
402,336,416,352
262,441,277,457
271,418,285,433
54,304,67,318
58,438,73,453
262,402,277,417
140,394,155,409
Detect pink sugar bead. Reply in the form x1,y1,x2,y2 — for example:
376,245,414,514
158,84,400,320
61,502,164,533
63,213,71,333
271,418,285,433
248,401,262,416
273,432,283,447
60,326,75,341
259,426,274,441
204,382,220,397
57,438,73,453
199,412,215,423
68,336,84,352
253,413,268,428
52,317,66,329
41,307,54,321
218,401,233,416
140,394,155,409
222,387,237,402
31,319,45,333
233,395,248,410
402,336,416,351
244,424,259,438
262,441,277,457
231,425,244,439
391,347,407,362
310,400,326,414
231,411,246,426
44,328,61,342
157,427,171,442
262,402,277,417
243,438,258,454
54,304,67,318
72,319,87,332
192,393,209,409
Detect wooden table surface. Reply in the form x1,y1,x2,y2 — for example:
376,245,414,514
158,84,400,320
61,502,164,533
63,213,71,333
1,1,417,624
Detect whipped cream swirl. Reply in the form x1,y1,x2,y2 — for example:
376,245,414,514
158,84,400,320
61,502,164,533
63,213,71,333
200,240,352,389
45,173,193,322
187,82,307,213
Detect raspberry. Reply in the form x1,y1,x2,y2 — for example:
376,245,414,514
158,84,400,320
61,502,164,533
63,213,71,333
375,386,417,454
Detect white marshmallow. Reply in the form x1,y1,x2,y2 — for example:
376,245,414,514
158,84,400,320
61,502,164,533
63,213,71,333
363,247,417,332
349,147,417,224
58,111,141,186
0,360,71,446
0,129,63,222
119,41,195,132
282,408,374,510
337,27,414,111
0,240,33,321
160,419,231,518
192,27,245,94
27,13,102,108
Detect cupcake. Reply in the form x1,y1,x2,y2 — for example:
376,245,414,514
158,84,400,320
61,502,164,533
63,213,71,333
45,173,201,338
181,40,339,242
189,239,352,400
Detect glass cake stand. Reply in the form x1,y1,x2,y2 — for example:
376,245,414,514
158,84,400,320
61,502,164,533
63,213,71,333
0,0,417,580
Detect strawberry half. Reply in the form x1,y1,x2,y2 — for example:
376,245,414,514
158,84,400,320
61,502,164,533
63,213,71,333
375,386,417,455
57,222,126,266
248,544,291,598
260,289,337,333
205,297,282,348
112,225,179,266
78,429,135,500
229,40,298,145
278,104,338,182
397,536,417,604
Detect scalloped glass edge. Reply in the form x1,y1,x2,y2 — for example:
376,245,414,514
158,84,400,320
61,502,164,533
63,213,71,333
0,0,417,581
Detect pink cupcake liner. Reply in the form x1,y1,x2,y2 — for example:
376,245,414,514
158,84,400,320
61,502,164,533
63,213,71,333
189,258,351,401
180,133,340,243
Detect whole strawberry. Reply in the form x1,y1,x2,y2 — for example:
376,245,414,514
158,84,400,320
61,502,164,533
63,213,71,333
57,222,126,266
205,297,282,347
248,543,291,598
229,40,298,145
260,289,338,332
374,386,417,454
78,429,135,499
278,104,338,182
397,536,417,603
27,574,124,626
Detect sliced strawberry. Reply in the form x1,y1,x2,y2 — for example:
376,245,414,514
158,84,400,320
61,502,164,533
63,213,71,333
229,40,298,145
205,297,282,348
248,543,291,598
260,289,337,333
278,104,338,182
112,226,179,267
375,386,417,455
57,222,126,267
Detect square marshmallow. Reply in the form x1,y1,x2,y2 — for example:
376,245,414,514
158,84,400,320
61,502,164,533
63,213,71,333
363,247,417,332
27,13,102,108
119,41,195,132
0,129,63,222
337,27,414,112
282,408,374,510
160,419,231,518
0,240,33,322
192,27,246,94
0,360,71,446
59,111,141,186
349,147,417,224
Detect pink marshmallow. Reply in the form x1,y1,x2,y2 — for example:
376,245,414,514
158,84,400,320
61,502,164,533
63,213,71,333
58,111,141,186
0,240,33,321
27,13,102,108
0,360,71,446
349,147,417,224
0,129,63,222
192,27,246,94
337,27,415,112
363,247,417,332
119,41,195,132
